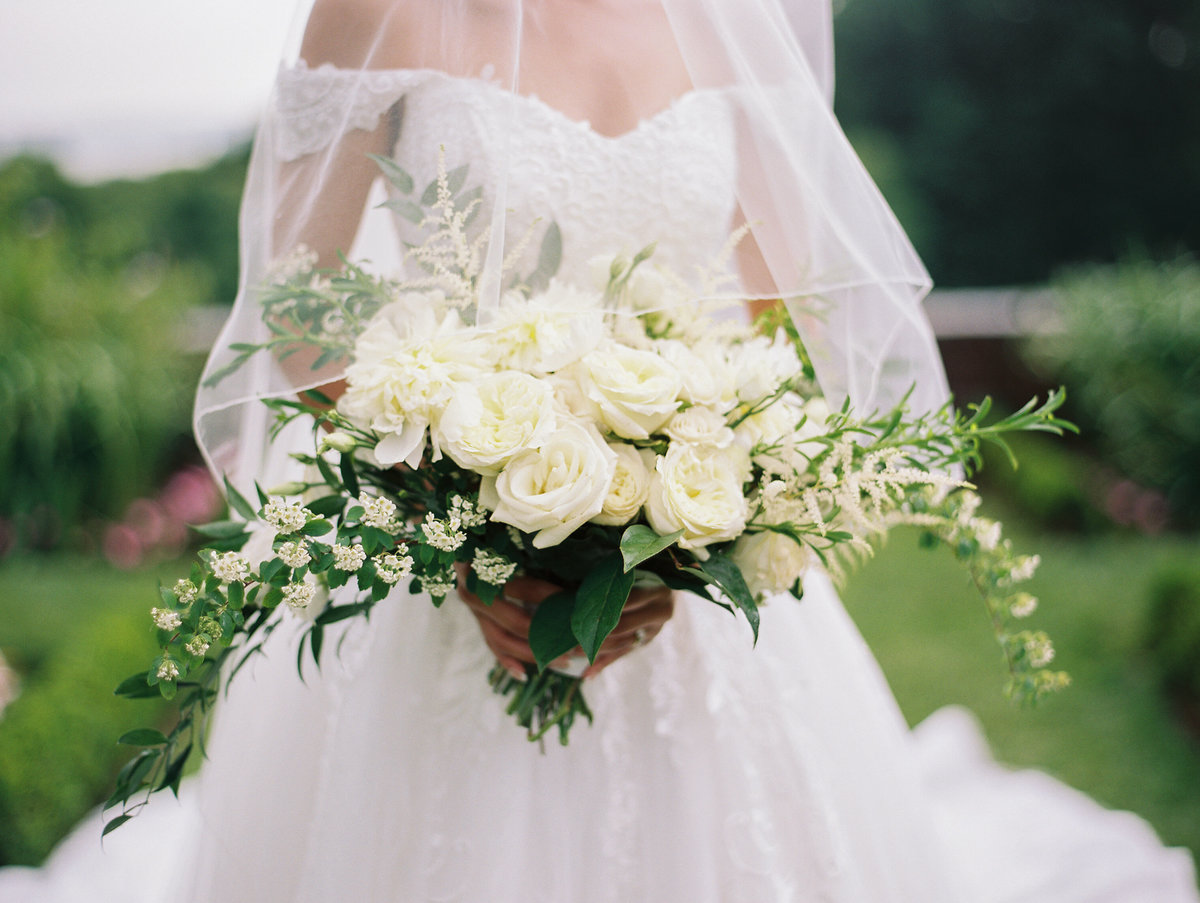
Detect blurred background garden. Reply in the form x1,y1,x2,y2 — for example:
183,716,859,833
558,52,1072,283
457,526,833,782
1,0,1198,877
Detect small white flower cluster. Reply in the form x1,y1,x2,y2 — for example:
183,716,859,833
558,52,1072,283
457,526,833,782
422,512,466,552
1023,632,1056,668
156,659,180,682
185,636,211,657
265,244,319,286
1005,554,1041,585
262,500,309,534
278,540,312,569
151,607,182,631
449,494,488,529
472,549,517,586
333,543,367,572
1009,592,1039,618
376,552,415,585
284,582,317,611
418,570,457,598
174,579,199,605
198,617,222,641
359,494,400,530
211,552,250,584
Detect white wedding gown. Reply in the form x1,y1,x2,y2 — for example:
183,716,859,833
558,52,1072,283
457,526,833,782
3,71,1196,903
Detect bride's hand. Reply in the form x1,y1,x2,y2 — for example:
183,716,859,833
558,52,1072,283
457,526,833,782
455,565,675,679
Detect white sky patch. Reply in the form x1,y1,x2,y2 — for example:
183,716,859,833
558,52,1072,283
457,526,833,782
0,0,302,179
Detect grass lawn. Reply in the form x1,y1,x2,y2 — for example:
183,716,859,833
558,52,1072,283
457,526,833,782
841,522,1200,864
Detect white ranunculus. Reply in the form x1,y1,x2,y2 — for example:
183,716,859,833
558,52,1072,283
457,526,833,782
662,406,735,448
727,330,804,403
490,282,604,374
479,420,616,548
655,339,738,411
339,300,489,468
435,371,558,474
644,443,751,551
730,531,813,600
574,342,683,439
594,443,656,526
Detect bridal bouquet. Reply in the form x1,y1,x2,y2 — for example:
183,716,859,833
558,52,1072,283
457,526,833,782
107,155,1071,831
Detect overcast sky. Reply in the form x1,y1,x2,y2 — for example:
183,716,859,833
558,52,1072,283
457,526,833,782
0,0,303,179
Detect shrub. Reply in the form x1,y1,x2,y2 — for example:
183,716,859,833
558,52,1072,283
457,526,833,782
1145,565,1200,707
1025,257,1200,528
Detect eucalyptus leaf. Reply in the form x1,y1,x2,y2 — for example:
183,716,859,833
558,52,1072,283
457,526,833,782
528,591,579,673
378,198,425,224
571,553,636,663
526,221,562,293
367,153,414,193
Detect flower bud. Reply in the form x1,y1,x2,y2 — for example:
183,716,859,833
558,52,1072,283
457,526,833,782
320,432,358,454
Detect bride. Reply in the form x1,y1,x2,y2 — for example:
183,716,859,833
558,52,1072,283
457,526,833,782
4,1,1197,900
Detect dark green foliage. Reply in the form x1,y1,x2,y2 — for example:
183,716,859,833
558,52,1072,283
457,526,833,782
835,0,1200,285
0,601,170,865
0,151,247,548
1024,257,1200,526
1145,565,1200,704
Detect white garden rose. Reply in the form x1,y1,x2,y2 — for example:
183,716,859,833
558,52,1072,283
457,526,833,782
435,371,558,474
574,341,683,439
479,420,617,548
339,300,488,468
645,443,751,551
662,406,735,448
594,443,656,526
727,330,804,403
730,531,813,600
491,282,604,374
655,339,738,411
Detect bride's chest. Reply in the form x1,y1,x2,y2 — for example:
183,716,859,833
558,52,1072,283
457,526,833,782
392,75,738,278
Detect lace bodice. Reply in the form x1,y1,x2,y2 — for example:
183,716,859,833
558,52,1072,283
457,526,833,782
274,64,739,285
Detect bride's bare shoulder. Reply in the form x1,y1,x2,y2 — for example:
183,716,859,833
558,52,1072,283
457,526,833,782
300,0,427,69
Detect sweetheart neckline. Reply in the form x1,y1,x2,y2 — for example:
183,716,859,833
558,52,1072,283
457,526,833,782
289,60,726,144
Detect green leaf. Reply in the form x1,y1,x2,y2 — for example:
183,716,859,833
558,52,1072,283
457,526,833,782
300,518,334,537
191,520,250,539
378,197,425,224
619,525,683,572
306,495,347,518
160,744,192,795
420,163,470,206
226,580,245,611
223,477,257,521
101,814,135,838
315,601,372,625
260,556,288,585
571,553,636,663
696,552,759,644
118,728,169,747
528,591,579,673
114,672,158,698
159,680,178,701
526,221,562,292
367,153,414,193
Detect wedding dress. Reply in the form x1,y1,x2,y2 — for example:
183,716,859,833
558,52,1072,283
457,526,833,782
2,65,1196,903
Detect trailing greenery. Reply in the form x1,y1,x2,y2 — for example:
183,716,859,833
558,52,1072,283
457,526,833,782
1024,257,1200,527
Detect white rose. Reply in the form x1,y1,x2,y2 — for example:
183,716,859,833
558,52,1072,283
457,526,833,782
435,371,558,474
655,339,738,411
728,330,803,403
574,342,683,439
491,282,604,374
594,443,656,526
730,531,813,600
645,443,751,551
479,420,616,548
339,303,488,468
662,406,735,448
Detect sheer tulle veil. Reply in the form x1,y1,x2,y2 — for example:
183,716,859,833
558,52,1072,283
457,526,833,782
194,0,949,495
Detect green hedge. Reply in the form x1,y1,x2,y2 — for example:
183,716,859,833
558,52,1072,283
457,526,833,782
0,566,172,865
